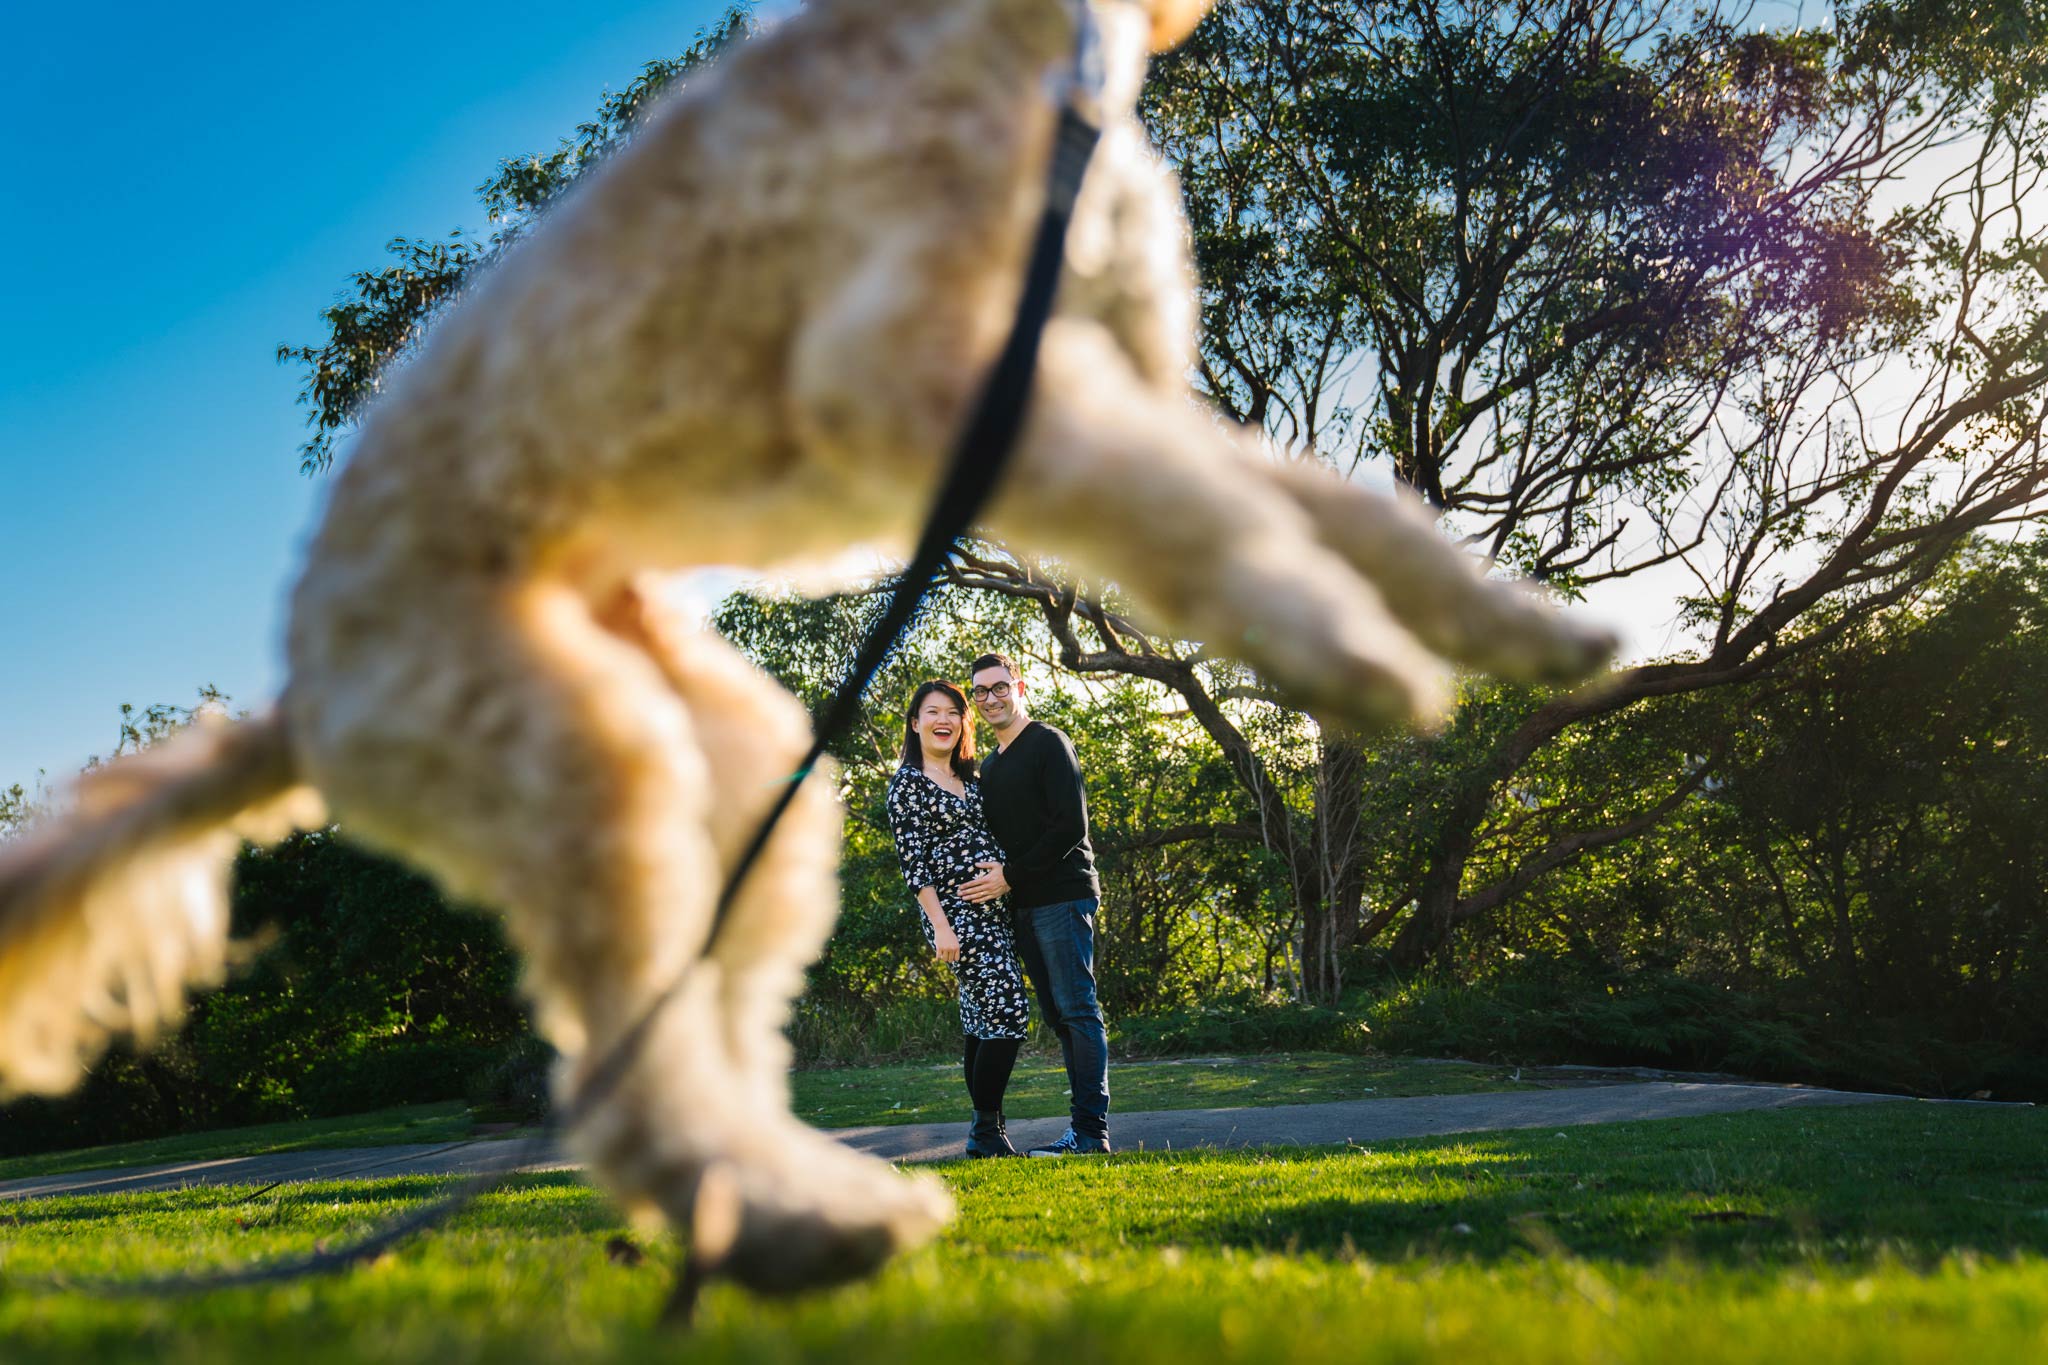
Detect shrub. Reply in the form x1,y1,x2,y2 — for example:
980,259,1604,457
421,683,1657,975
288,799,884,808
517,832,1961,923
1110,993,1371,1057
464,1035,556,1124
788,997,964,1066
1353,956,2046,1100
294,1039,506,1117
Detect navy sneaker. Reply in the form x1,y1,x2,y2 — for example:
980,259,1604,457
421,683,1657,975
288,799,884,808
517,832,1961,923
1028,1127,1111,1156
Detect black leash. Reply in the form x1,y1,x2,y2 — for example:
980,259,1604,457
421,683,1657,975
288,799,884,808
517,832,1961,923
560,23,1107,1150
4,11,1107,1303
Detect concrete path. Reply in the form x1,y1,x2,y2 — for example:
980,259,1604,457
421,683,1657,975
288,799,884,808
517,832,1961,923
0,1081,1920,1203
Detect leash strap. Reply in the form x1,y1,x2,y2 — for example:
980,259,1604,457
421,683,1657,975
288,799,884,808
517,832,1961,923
555,22,1106,1145
20,11,1107,1299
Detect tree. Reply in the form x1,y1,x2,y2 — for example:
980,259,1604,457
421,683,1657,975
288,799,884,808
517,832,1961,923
935,548,1371,999
1144,0,2048,976
2,686,231,841
0,694,533,1152
0,780,43,843
278,0,2048,999
711,582,1289,1021
1469,536,2048,1094
925,0,2048,994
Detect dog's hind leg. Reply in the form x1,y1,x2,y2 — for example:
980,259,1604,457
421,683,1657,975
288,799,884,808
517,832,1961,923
598,583,951,1296
978,320,1610,730
335,582,738,1216
298,576,938,1295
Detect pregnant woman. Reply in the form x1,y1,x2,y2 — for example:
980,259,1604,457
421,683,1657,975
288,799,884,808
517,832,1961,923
884,679,1030,1158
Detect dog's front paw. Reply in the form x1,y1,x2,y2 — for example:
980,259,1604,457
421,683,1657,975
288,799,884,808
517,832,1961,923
703,1148,954,1295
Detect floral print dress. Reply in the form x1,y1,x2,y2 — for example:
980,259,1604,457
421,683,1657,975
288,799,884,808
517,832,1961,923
884,766,1031,1040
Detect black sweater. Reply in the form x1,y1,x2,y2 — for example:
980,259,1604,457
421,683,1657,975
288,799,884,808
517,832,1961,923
977,721,1100,911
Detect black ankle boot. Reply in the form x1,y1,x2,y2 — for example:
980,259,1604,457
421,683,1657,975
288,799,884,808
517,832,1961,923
965,1109,1020,1158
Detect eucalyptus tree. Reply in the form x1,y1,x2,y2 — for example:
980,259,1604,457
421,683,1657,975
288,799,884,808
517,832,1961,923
280,0,2048,999
971,0,2048,984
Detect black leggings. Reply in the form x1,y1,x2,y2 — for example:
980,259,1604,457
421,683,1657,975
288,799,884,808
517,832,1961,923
961,1035,1022,1112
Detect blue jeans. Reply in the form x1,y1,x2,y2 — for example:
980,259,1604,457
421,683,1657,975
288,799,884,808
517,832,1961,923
1013,897,1109,1137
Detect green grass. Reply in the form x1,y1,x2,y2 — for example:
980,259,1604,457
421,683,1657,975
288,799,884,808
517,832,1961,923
3,1054,1503,1182
0,1102,2040,1362
790,1051,1514,1127
0,1103,482,1183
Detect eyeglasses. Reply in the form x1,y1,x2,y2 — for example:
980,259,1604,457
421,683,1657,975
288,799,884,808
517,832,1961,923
970,682,1013,701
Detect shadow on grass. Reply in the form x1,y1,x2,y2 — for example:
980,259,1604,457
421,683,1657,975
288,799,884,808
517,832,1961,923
9,1108,2045,1286
1171,1188,1836,1266
0,1171,610,1234
1036,1106,2048,1271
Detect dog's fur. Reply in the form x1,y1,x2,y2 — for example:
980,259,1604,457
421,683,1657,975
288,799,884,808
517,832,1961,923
0,0,1610,1295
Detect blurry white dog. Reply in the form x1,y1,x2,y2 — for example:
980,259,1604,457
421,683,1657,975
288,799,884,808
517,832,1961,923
0,0,1609,1295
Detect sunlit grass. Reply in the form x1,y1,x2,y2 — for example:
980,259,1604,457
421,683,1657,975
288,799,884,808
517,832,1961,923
790,1051,1514,1127
0,1102,479,1183
4,1055,1513,1183
0,1102,2039,1363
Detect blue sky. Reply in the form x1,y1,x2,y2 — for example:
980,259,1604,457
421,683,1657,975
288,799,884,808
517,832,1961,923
0,1,736,789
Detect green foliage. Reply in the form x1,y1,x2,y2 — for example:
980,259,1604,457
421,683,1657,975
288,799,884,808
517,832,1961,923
1146,0,2048,997
0,826,533,1157
1357,961,1827,1079
259,0,2048,1082
8,535,2042,1159
19,0,2047,1144
788,998,966,1067
463,1034,556,1125
0,778,42,842
1145,0,1928,541
3,692,536,1155
274,235,494,473
221,832,529,1107
1385,538,2048,1098
1111,993,1370,1058
712,579,1298,1026
473,7,753,226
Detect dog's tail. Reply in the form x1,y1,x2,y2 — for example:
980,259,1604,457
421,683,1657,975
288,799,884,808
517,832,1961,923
0,712,324,1096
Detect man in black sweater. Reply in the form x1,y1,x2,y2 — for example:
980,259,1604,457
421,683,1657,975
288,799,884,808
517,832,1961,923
956,652,1110,1154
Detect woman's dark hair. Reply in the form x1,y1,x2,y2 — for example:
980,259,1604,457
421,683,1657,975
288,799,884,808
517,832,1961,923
900,680,977,781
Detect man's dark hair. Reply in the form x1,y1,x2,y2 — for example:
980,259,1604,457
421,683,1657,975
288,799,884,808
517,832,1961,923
969,652,1019,679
